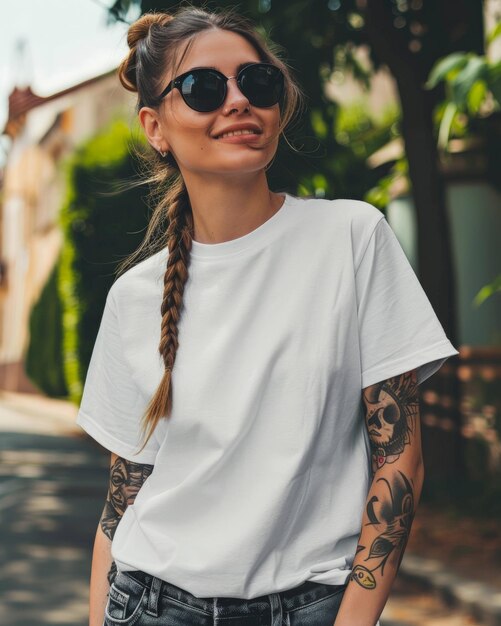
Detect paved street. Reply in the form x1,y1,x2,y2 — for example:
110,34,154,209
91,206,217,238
0,391,108,625
0,391,484,626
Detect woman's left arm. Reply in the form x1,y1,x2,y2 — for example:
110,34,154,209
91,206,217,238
333,368,425,626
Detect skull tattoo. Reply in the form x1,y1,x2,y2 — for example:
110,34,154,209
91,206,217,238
363,371,419,471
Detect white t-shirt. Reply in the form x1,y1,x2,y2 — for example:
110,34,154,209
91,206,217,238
76,192,459,601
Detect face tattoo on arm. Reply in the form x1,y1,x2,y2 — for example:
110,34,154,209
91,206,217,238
363,370,419,473
100,457,154,586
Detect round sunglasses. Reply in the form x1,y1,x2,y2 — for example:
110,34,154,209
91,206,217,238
157,62,285,112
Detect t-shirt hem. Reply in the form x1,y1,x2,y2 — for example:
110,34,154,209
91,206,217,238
76,409,158,464
361,338,459,388
113,565,345,598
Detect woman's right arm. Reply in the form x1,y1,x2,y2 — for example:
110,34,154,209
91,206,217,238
89,452,154,626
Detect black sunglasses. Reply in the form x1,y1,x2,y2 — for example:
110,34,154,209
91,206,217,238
157,62,285,112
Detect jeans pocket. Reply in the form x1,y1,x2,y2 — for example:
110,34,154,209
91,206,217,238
104,572,147,625
287,584,346,626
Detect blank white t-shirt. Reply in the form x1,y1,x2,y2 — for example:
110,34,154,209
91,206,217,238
76,192,459,600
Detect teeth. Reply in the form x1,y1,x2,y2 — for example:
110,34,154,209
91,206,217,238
218,129,258,139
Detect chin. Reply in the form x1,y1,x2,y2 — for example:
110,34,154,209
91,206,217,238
204,158,270,173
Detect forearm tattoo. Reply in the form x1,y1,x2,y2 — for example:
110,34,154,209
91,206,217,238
350,469,416,590
100,457,154,586
350,370,421,590
363,370,419,472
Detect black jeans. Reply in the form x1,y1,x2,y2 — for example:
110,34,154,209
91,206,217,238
104,569,348,625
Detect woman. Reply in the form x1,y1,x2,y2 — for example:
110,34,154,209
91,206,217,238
76,5,459,626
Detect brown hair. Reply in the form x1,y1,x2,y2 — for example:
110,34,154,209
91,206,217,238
115,2,306,456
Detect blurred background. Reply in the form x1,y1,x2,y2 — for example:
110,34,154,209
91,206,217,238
0,0,500,624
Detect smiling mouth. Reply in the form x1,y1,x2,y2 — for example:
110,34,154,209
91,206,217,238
214,130,262,140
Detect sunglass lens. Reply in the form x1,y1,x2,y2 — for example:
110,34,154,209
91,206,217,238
181,71,225,112
241,64,284,107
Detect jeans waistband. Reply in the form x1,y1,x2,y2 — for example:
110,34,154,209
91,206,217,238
125,569,346,615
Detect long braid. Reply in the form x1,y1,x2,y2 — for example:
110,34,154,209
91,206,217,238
136,186,193,453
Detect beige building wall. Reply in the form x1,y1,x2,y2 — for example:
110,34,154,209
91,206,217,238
0,71,135,391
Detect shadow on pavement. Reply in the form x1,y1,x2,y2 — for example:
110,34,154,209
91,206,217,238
0,431,107,626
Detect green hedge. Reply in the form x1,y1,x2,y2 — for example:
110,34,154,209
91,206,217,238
27,118,150,403
26,260,68,397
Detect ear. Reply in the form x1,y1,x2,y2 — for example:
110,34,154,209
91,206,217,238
138,106,169,153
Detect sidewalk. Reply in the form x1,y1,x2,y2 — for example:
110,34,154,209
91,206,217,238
0,389,82,436
0,389,498,625
0,389,107,626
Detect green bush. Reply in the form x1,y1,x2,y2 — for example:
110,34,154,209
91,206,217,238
25,260,68,397
55,118,150,403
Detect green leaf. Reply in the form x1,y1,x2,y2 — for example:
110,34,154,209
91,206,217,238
467,79,487,115
486,21,501,46
438,101,457,149
425,52,469,89
450,57,489,108
473,274,501,307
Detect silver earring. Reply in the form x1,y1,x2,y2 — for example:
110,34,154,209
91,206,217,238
158,149,167,157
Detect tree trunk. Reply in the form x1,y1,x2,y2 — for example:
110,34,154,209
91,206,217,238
361,0,484,482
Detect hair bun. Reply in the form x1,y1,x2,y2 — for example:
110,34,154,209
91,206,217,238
118,11,173,93
126,12,173,49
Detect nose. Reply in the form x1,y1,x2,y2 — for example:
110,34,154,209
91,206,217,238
223,76,250,111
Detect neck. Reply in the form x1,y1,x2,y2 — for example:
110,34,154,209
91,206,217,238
183,173,284,245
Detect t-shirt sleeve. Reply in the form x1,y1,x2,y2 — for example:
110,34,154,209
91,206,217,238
75,287,160,464
355,216,459,389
